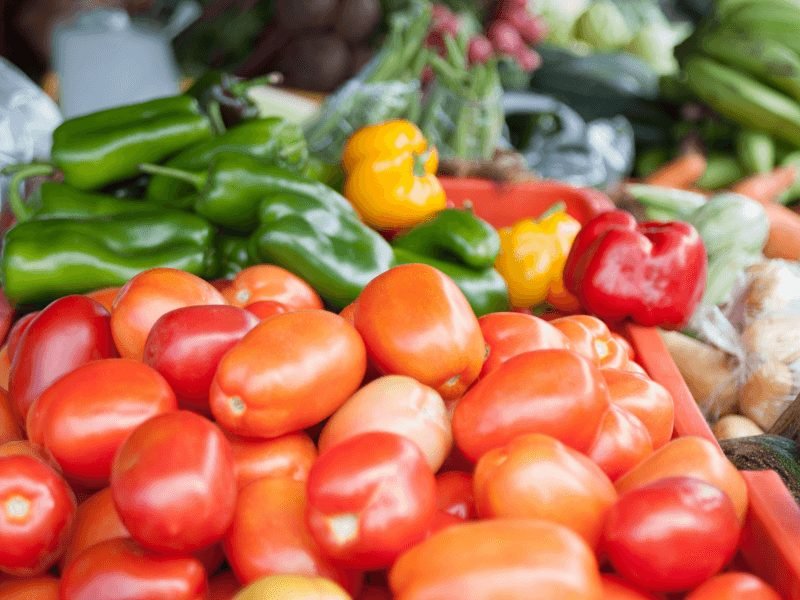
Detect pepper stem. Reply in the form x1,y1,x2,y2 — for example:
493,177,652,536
5,163,55,222
538,201,567,221
139,164,206,190
413,149,433,177
206,100,226,136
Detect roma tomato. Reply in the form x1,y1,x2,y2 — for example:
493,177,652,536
5,312,37,363
602,477,740,593
223,477,355,590
9,296,116,423
234,575,351,600
0,455,76,576
26,359,177,489
0,389,21,445
685,572,782,600
223,265,323,310
426,511,464,536
435,471,476,520
602,369,674,449
550,315,612,364
473,434,616,548
600,575,658,600
478,312,569,377
586,405,653,481
0,575,59,599
228,432,317,490
306,432,437,570
60,487,129,570
210,311,366,438
110,267,226,361
0,346,10,390
339,303,356,325
143,305,260,414
452,349,610,461
353,264,485,400
389,519,602,600
209,570,241,600
111,411,237,554
318,375,452,471
615,436,748,523
0,440,56,467
0,291,12,347
85,286,121,312
60,538,207,600
245,300,289,319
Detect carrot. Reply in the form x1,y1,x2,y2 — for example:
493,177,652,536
730,166,797,204
761,201,800,260
644,152,708,189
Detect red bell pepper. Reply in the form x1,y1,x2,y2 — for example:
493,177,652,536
563,210,706,329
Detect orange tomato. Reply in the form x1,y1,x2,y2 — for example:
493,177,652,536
234,575,352,600
0,440,56,468
602,369,674,449
59,487,129,570
223,265,323,311
353,264,485,400
473,434,616,548
0,347,10,390
228,432,318,490
245,301,289,320
600,574,658,600
0,389,21,445
685,572,781,600
615,436,748,523
111,268,226,360
551,315,626,368
318,375,452,471
389,519,602,600
85,287,121,312
339,303,356,325
0,576,60,599
210,310,366,438
586,405,653,481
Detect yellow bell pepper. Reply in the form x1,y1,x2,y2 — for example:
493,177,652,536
342,120,446,230
495,209,582,310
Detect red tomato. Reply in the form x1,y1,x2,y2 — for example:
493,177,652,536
210,310,366,438
223,265,323,310
389,519,602,600
452,349,610,461
60,487,129,570
196,543,226,578
615,436,748,524
435,471,476,520
602,477,740,593
0,455,76,576
0,346,10,390
478,312,570,377
426,511,464,536
9,296,116,423
143,305,260,414
110,267,227,361
600,575,658,600
318,375,452,471
0,441,57,468
111,411,237,554
85,286,121,312
228,432,318,490
357,585,392,600
602,369,674,449
306,432,437,570
5,312,37,363
245,300,289,319
0,389,21,445
59,538,207,600
686,572,782,600
26,359,176,489
223,476,357,591
473,433,616,548
0,291,12,347
208,570,241,600
0,575,59,599
586,405,653,481
353,264,485,400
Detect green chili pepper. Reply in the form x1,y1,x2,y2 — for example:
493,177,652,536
217,234,252,279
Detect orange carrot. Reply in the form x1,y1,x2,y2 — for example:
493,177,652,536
761,201,800,260
730,166,797,205
645,153,708,189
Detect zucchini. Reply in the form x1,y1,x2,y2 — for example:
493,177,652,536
720,434,800,503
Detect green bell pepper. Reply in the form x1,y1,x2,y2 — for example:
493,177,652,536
217,234,252,279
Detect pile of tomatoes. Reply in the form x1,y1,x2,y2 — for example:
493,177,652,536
0,263,783,599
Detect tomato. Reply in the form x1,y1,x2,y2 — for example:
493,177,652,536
234,575,351,600
339,303,356,325
210,310,366,438
59,537,207,600
245,300,289,320
353,264,485,400
389,519,602,600
85,286,121,312
0,347,10,390
0,291,12,348
60,487,129,570
223,476,356,590
111,411,237,554
615,436,748,523
9,296,116,423
5,312,38,363
473,434,616,548
306,432,437,570
111,267,227,361
0,576,59,599
0,441,56,469
478,312,569,378
143,305,260,414
602,477,740,593
435,471,476,520
26,359,176,489
0,389,21,445
357,585,392,600
196,543,226,577
685,572,782,600
0,455,76,576
551,315,627,368
209,570,241,600
426,510,465,536
586,405,653,481
318,375,452,471
602,369,674,449
612,333,634,360
452,349,610,462
223,265,323,310
228,432,317,490
600,575,658,600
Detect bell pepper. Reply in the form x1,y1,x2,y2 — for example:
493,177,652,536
249,193,395,310
50,95,213,191
494,207,582,312
217,235,252,279
562,210,707,329
391,209,510,316
145,118,309,209
342,120,446,230
140,152,353,233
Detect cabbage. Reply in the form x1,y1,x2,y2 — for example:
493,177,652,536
574,1,633,51
625,21,691,75
532,0,590,45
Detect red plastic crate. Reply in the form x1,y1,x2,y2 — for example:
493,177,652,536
442,176,800,599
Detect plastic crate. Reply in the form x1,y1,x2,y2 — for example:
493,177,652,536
442,176,800,600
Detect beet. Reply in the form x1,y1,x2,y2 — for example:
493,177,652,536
275,0,339,31
335,0,382,43
279,33,351,92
